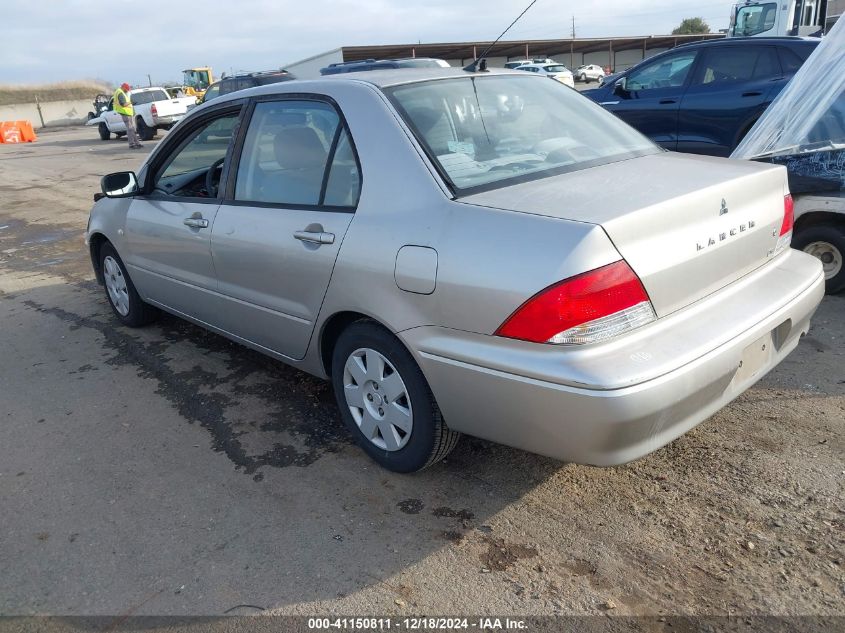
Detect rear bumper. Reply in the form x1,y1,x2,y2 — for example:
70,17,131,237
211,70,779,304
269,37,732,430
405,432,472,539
403,250,825,465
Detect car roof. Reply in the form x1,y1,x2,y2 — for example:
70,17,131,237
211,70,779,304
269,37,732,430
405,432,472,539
320,66,524,87
674,35,819,49
197,67,534,109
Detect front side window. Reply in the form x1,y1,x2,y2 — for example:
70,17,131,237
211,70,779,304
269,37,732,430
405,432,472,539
203,83,221,103
732,3,778,36
234,100,360,208
387,75,658,193
154,112,240,198
626,50,697,91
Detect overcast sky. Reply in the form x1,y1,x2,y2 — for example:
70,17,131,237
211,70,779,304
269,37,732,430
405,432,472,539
2,0,730,85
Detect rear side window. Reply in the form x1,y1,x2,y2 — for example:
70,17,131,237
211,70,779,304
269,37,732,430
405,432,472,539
778,46,807,74
131,90,169,105
234,100,360,208
694,47,779,85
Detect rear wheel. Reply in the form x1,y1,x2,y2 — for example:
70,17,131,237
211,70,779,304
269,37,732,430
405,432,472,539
99,242,159,326
579,73,587,82
793,224,845,294
136,117,156,141
331,321,460,473
98,122,110,141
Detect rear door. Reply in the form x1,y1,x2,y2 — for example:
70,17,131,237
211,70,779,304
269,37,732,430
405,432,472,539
678,45,781,156
124,104,243,322
210,97,361,359
602,48,699,150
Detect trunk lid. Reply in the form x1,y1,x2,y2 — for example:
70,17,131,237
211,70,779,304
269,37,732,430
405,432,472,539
460,152,788,317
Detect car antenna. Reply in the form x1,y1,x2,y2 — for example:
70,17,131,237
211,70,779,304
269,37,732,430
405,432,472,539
464,0,540,73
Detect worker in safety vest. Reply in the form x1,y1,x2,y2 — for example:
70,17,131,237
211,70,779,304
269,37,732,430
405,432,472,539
113,83,142,149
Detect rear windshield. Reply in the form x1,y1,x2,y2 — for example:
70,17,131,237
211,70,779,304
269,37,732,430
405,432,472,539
543,65,568,73
386,75,658,194
132,90,169,105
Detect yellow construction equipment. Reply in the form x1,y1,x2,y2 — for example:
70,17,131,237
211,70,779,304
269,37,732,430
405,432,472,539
181,67,214,98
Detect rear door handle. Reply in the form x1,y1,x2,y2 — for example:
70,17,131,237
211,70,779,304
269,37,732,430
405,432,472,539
742,91,762,97
659,99,677,105
294,230,335,245
183,217,209,228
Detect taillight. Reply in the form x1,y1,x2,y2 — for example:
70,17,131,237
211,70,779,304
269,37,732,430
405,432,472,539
495,260,656,345
776,194,794,253
151,103,158,117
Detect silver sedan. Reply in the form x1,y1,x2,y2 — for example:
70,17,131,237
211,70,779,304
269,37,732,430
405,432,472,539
87,68,825,472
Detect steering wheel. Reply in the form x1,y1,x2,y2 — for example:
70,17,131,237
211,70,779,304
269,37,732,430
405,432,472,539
205,157,226,198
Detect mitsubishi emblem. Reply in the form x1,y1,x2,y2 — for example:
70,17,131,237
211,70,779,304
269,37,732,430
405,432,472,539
719,199,729,215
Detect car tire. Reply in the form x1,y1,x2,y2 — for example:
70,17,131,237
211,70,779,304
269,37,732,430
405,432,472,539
98,122,110,141
331,321,460,473
579,73,586,82
99,242,159,327
136,117,156,141
793,224,845,294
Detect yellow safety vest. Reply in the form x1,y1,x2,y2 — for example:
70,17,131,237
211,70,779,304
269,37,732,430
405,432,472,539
113,88,133,117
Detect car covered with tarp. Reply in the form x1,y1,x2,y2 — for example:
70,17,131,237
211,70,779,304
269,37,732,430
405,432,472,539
733,20,845,292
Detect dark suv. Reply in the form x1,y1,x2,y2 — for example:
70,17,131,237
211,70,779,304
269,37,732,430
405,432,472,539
320,58,450,75
583,37,818,156
200,70,296,105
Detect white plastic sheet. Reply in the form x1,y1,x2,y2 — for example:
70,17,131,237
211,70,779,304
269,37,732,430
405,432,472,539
732,18,845,160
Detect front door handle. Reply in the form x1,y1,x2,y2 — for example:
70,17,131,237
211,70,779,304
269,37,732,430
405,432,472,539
294,230,335,245
742,91,762,97
183,217,209,229
659,99,677,105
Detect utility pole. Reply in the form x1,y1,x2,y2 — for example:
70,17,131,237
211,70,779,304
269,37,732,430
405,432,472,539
147,74,152,87
571,16,576,39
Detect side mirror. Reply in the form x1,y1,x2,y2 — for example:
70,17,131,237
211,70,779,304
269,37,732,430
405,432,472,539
101,171,139,198
613,77,628,96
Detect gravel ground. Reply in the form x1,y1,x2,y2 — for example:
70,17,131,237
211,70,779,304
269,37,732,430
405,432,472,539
0,127,842,619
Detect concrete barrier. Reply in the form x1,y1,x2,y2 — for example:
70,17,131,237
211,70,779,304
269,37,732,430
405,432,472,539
0,98,93,129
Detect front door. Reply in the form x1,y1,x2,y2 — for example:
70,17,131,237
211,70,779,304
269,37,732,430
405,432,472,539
124,107,242,322
604,49,699,150
211,98,361,359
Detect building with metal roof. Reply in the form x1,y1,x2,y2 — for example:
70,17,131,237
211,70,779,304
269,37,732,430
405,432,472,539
285,34,725,78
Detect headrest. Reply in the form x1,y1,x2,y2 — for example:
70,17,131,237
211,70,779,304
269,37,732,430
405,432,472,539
274,126,327,169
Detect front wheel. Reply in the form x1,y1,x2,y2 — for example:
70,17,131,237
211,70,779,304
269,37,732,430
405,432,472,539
579,74,587,82
793,224,845,294
331,321,460,473
98,122,110,140
99,242,159,326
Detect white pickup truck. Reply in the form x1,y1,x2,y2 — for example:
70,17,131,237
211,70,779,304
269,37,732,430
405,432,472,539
86,87,196,141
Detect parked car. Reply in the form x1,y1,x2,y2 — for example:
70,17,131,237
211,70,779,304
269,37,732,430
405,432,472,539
598,71,619,86
514,62,575,87
86,87,196,141
87,68,824,473
320,58,450,75
197,70,296,106
504,58,555,69
583,37,818,156
575,64,605,83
